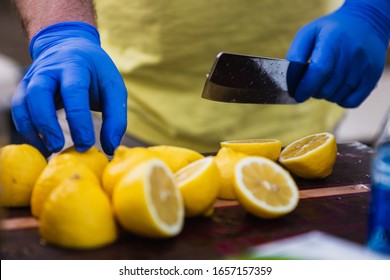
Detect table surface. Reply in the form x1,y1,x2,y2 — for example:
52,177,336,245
0,142,374,260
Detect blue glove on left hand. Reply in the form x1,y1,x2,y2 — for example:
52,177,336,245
287,0,390,108
12,22,127,156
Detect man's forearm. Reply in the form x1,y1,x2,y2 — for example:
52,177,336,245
13,0,96,39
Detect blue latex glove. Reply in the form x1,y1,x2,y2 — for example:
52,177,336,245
287,0,390,108
12,22,127,156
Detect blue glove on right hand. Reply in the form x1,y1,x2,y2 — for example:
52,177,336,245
12,22,127,156
287,0,390,108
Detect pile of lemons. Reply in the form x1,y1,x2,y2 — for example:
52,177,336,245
0,132,337,250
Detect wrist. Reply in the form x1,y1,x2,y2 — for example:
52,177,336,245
29,22,101,60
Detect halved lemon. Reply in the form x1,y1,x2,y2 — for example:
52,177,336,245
112,159,184,238
39,173,117,249
175,156,220,217
221,139,281,161
148,145,204,172
31,154,100,218
278,132,337,179
234,156,299,219
102,146,156,197
215,147,247,200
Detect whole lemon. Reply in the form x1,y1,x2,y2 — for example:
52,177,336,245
31,153,100,218
0,144,47,207
39,173,117,249
59,146,108,180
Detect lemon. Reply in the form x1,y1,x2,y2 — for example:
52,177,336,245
60,146,108,180
31,153,100,218
0,144,47,207
221,139,282,161
234,156,299,219
175,156,220,217
278,132,337,179
215,147,248,200
113,159,184,238
148,145,204,172
102,146,156,197
39,173,117,249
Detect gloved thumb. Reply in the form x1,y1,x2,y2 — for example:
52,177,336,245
286,24,317,64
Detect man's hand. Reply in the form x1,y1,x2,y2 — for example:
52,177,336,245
12,22,127,156
287,0,390,108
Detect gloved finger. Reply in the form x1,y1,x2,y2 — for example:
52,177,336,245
25,74,64,153
337,72,378,108
60,65,95,152
11,79,50,156
337,83,370,108
286,25,316,63
327,53,368,104
293,34,336,102
97,63,127,155
328,83,355,104
338,50,385,108
313,47,345,100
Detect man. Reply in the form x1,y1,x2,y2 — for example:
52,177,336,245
11,0,390,156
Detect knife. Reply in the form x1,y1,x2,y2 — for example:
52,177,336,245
201,52,308,104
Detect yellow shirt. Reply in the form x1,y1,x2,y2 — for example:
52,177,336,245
95,0,344,152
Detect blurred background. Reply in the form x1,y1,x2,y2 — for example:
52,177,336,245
1,1,389,148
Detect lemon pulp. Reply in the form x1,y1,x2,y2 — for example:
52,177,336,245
279,132,337,179
234,156,299,219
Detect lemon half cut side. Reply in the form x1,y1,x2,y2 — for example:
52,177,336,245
113,159,184,238
175,156,220,217
278,132,337,179
221,139,282,161
234,156,299,219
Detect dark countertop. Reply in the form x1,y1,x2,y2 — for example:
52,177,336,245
0,142,374,260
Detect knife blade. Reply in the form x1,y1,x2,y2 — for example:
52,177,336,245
201,52,308,104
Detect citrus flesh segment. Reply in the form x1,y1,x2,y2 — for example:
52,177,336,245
150,164,182,227
113,159,184,238
279,132,337,179
39,173,117,249
221,139,281,161
234,156,299,219
0,144,47,207
148,145,204,172
175,156,220,217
